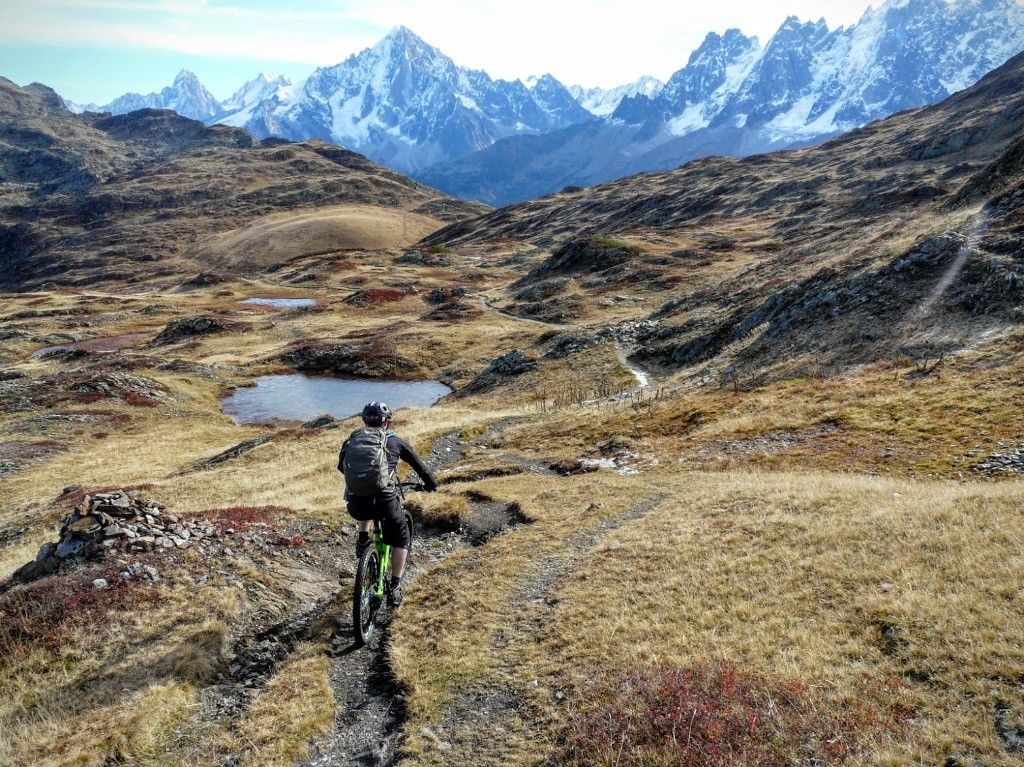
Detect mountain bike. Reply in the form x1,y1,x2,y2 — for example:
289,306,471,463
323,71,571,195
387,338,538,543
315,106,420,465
352,481,419,645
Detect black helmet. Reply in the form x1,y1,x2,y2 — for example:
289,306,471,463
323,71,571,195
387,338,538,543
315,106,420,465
361,401,392,426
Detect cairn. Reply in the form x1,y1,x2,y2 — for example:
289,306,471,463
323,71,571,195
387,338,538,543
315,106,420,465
9,490,214,586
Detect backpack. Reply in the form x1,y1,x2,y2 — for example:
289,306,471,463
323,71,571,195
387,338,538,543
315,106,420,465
342,427,392,496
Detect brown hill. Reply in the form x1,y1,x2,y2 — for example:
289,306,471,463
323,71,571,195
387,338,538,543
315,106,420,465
0,79,488,289
423,51,1024,380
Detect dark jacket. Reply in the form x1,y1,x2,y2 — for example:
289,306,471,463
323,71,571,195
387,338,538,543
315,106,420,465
338,431,438,495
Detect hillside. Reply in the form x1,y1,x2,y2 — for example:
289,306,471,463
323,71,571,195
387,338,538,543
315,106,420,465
423,47,1024,383
0,78,487,290
1,43,1024,767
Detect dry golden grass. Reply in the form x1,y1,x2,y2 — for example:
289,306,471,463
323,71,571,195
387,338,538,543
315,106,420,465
189,205,444,270
209,645,334,767
391,469,1024,766
3,254,1024,767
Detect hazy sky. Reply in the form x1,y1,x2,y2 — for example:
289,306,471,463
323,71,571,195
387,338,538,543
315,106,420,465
0,0,947,104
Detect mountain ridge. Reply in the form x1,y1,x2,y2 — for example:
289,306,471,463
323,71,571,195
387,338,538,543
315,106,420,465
53,0,1024,204
417,0,1024,203
420,45,1024,380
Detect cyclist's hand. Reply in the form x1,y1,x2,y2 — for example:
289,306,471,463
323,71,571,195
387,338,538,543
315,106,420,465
424,480,438,493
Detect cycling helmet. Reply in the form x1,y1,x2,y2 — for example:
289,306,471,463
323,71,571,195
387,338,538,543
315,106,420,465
361,401,392,426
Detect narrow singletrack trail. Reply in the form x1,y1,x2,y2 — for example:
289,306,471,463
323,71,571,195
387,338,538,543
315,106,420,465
300,419,546,767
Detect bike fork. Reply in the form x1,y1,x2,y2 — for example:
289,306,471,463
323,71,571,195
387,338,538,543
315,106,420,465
377,544,391,598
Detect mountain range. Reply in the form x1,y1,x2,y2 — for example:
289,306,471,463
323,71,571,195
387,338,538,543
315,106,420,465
0,78,485,290
57,0,1024,206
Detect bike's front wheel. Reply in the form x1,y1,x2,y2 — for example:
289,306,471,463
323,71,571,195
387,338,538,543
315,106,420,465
353,547,382,645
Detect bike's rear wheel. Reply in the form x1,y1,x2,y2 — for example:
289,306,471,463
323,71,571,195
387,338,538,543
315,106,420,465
353,547,382,645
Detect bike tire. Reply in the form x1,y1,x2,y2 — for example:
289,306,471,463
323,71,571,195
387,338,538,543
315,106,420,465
353,546,382,645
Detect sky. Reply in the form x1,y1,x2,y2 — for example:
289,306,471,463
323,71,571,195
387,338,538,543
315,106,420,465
0,0,937,104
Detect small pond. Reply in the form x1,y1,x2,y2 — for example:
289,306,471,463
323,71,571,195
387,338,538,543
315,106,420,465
239,297,317,309
32,333,150,358
222,374,452,425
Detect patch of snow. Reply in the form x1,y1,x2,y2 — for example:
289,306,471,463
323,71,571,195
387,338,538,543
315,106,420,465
666,103,709,136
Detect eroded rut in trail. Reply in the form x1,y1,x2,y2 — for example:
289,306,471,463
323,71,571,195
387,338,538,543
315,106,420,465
298,420,547,767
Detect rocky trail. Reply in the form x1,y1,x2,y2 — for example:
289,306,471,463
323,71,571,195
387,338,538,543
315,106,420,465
296,419,551,767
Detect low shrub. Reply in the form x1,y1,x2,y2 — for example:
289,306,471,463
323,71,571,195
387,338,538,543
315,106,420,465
194,505,293,532
0,567,160,659
121,391,158,407
553,662,915,767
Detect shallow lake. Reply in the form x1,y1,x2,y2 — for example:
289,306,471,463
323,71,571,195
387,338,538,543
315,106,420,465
221,374,452,425
239,297,317,308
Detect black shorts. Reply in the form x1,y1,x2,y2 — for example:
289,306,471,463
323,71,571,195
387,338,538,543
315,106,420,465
346,491,410,549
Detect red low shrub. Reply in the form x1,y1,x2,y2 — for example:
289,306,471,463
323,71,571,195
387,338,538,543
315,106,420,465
0,567,160,659
121,391,158,407
554,662,915,767
195,505,293,532
364,289,406,304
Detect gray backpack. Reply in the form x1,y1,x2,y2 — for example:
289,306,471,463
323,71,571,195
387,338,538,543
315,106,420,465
343,427,392,496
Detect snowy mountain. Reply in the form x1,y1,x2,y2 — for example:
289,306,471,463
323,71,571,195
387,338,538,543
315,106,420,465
568,76,665,116
616,0,1024,144
95,70,223,122
215,26,592,173
74,0,1024,203
419,0,1024,204
218,73,292,117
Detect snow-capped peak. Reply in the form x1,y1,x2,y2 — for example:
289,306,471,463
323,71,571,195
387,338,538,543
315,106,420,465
222,72,292,113
570,76,666,116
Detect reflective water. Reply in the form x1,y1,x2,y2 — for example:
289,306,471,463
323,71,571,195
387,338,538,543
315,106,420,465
239,297,317,308
32,333,149,358
222,374,451,425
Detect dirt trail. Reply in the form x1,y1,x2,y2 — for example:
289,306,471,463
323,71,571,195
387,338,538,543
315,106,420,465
471,291,656,394
299,419,542,767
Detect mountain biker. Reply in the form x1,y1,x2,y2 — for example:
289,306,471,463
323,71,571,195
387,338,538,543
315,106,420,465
338,401,438,606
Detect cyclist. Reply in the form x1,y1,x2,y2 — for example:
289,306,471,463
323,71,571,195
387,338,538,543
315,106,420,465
338,401,438,606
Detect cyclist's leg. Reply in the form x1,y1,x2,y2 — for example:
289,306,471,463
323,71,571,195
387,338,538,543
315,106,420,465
392,547,408,578
378,493,410,578
346,494,375,556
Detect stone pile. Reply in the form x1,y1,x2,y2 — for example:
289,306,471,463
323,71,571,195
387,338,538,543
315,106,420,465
972,444,1024,475
9,490,214,585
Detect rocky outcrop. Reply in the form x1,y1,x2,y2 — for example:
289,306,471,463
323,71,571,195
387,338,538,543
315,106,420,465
426,287,468,304
542,334,599,359
279,340,417,378
972,444,1024,475
150,315,236,345
462,350,537,394
421,300,483,322
519,237,641,283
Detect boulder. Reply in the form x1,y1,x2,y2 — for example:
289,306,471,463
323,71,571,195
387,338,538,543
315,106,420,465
463,350,537,394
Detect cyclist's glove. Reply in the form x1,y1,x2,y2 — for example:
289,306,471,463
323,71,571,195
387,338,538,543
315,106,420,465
424,479,438,492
